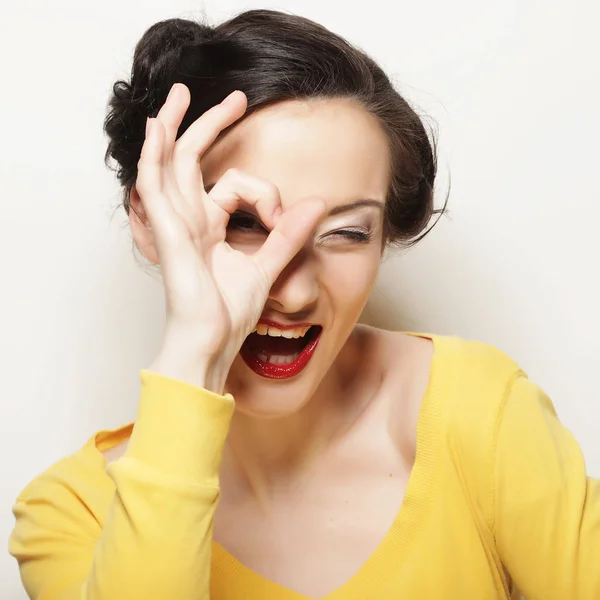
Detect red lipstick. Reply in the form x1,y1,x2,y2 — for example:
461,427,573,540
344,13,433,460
240,323,322,380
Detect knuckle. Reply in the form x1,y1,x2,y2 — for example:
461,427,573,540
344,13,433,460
172,142,186,161
136,154,150,171
259,179,280,200
135,174,150,196
221,169,280,203
223,167,241,181
244,171,278,198
136,155,158,179
173,136,197,159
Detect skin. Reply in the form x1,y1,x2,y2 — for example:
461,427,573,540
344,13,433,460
110,96,434,597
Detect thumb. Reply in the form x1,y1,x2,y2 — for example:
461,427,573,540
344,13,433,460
252,197,326,285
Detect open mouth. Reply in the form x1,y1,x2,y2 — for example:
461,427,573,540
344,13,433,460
240,323,322,379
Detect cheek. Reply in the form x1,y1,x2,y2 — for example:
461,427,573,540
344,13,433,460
321,249,380,313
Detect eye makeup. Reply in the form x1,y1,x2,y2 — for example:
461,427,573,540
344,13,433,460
315,206,379,246
226,208,380,246
316,225,374,245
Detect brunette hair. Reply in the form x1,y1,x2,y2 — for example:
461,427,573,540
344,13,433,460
104,9,445,245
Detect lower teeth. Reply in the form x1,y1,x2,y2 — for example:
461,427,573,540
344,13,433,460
256,352,300,365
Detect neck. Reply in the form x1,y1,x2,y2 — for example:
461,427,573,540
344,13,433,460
221,327,382,506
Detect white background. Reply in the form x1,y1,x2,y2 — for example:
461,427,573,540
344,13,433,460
1,0,598,597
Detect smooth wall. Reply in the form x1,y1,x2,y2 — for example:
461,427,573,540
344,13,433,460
1,0,598,597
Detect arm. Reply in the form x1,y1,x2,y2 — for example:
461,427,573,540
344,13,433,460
10,74,322,600
9,369,234,600
494,375,600,599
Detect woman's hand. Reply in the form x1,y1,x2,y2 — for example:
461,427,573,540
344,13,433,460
136,83,324,392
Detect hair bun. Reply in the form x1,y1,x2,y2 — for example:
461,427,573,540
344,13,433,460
105,9,440,244
103,19,212,192
131,19,213,105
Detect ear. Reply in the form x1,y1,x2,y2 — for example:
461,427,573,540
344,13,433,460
128,185,159,264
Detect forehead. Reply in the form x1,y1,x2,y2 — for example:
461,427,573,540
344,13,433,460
201,98,390,206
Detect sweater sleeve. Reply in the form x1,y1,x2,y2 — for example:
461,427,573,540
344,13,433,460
494,374,600,599
9,369,234,600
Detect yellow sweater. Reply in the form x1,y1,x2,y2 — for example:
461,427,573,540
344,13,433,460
8,334,600,599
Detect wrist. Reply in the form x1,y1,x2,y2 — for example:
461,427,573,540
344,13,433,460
149,333,232,394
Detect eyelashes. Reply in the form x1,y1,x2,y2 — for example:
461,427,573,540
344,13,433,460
321,228,373,244
226,211,374,244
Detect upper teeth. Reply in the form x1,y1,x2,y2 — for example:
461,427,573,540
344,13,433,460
252,325,311,338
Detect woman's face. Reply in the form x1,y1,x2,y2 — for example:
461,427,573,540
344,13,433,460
201,98,391,416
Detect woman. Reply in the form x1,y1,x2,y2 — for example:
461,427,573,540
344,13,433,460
9,9,599,600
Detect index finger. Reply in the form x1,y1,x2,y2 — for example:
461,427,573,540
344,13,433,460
173,90,248,161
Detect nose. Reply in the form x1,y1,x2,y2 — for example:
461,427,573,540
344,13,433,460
266,248,319,318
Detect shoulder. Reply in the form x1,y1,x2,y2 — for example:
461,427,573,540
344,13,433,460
419,333,531,518
420,335,530,461
428,332,525,417
8,431,125,582
371,330,528,501
435,333,522,376
10,428,126,547
380,329,525,422
361,328,525,448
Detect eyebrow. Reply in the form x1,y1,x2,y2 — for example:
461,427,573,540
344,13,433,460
327,199,385,216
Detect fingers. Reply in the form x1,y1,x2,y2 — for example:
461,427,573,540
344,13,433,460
136,87,248,250
207,169,282,230
175,90,247,160
252,198,326,285
155,83,191,160
171,90,248,222
136,118,175,230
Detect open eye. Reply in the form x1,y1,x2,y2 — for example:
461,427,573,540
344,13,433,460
226,211,268,234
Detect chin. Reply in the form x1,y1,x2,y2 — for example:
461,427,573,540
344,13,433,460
224,319,361,417
225,344,328,418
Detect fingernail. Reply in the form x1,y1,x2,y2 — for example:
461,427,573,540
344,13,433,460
222,90,240,106
167,83,180,103
145,117,153,138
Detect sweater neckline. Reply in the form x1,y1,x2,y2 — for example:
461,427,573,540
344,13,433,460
210,332,455,599
87,332,456,600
